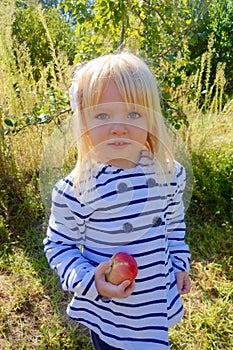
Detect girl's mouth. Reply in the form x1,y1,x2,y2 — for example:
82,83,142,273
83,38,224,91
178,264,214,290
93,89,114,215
108,140,130,147
108,139,130,145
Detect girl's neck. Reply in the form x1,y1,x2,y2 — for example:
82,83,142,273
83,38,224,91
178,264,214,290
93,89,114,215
107,159,138,170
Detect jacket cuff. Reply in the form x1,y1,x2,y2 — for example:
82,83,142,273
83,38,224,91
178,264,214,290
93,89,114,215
172,256,190,274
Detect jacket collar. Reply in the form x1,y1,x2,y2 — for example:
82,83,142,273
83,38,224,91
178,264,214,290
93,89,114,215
95,149,156,175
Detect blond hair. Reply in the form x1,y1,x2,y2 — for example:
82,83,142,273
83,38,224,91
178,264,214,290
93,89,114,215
70,52,174,195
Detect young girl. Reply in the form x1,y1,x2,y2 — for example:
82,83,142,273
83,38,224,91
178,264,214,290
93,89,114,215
44,52,191,350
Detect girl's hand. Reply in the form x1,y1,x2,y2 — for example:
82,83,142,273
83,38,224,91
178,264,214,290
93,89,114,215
95,260,135,299
175,271,191,295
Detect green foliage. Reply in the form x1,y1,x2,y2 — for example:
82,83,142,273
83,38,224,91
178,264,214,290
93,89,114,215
59,0,127,58
59,0,196,62
188,0,233,97
13,1,77,68
191,151,233,222
177,54,233,225
58,0,233,125
0,1,72,247
0,1,72,135
39,0,60,7
1,0,232,132
3,89,70,135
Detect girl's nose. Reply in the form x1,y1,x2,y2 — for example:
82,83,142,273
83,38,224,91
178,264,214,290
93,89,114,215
110,123,128,136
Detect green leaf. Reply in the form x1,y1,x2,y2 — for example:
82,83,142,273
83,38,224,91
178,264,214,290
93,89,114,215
4,119,14,127
174,123,181,130
0,129,10,135
109,1,115,10
26,116,34,124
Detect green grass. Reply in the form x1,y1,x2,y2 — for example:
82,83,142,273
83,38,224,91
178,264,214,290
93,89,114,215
169,257,233,349
0,240,94,350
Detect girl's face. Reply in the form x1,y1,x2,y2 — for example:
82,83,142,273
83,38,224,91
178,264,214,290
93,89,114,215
84,81,148,169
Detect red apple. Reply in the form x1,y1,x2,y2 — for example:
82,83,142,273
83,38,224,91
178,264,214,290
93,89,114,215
105,252,138,285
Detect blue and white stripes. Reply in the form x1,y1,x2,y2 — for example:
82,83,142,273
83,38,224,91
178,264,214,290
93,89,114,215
44,153,190,349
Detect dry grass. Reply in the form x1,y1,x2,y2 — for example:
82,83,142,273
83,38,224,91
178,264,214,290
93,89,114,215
169,258,233,349
1,243,232,349
0,248,93,350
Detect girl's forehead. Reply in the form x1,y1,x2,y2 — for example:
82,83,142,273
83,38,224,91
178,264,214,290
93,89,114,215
99,81,123,104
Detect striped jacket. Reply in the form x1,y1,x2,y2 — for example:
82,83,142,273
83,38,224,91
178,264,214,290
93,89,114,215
44,151,190,349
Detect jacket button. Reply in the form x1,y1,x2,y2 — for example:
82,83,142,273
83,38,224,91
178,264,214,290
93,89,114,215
152,217,162,227
147,178,157,188
123,222,133,233
117,182,128,193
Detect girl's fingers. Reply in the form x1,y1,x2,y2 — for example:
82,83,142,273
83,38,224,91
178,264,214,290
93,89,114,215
118,280,135,297
175,271,191,295
95,260,112,280
181,276,191,294
95,261,136,299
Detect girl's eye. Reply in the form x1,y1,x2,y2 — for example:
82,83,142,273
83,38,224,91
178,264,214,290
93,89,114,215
96,113,109,120
128,112,141,119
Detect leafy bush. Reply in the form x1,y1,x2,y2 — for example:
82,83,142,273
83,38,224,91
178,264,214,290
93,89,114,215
191,150,232,222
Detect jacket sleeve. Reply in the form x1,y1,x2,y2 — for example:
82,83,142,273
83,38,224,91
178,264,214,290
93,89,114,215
43,178,99,300
166,163,191,274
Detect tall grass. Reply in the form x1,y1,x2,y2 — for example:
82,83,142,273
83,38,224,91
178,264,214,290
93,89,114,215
0,1,71,241
0,2,232,348
170,38,232,225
